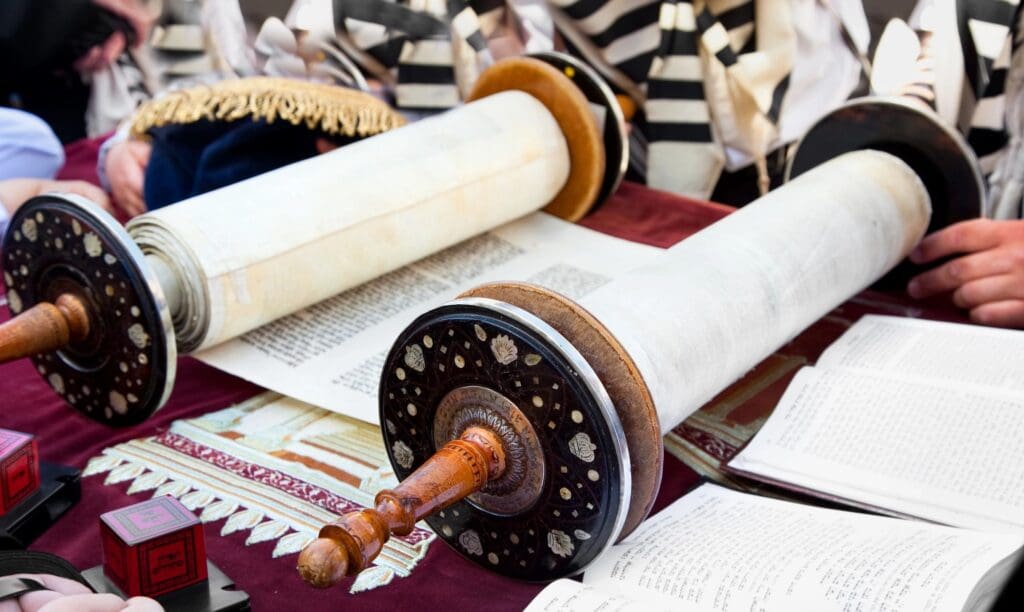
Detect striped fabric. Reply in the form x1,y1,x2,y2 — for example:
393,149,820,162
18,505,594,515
644,1,724,195
553,0,795,198
335,0,498,111
899,30,939,108
963,0,1023,171
963,0,1024,218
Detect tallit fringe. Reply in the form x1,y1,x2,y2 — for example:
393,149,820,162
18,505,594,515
130,77,406,139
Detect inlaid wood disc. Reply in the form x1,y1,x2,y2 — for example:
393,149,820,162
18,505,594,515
460,282,662,541
468,57,605,222
379,299,630,580
2,195,175,425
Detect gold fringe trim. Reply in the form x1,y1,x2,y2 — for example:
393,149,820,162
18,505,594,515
130,77,406,139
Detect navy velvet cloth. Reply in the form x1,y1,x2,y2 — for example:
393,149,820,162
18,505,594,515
143,119,354,210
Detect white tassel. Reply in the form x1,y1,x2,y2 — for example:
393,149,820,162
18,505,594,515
245,520,289,545
180,490,217,511
126,471,169,496
83,454,123,477
272,531,315,558
221,509,264,536
154,480,192,499
350,566,395,593
200,500,239,524
105,462,145,485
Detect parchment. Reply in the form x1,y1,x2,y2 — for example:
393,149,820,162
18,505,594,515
527,484,1023,612
578,150,932,433
729,316,1024,533
196,213,661,424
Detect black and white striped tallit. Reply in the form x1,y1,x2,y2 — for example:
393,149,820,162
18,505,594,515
961,0,1024,217
333,0,497,111
552,1,795,198
963,0,1023,172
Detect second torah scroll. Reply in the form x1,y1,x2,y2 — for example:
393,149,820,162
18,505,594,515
298,149,932,584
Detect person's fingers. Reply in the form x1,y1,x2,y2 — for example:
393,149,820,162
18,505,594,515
128,141,152,165
99,32,127,65
73,46,104,73
121,597,163,612
314,137,338,155
93,0,153,47
118,154,148,216
8,573,93,612
909,219,1003,264
971,299,1024,328
952,273,1024,309
52,181,113,212
36,593,130,612
907,247,1022,298
18,589,67,612
116,184,145,217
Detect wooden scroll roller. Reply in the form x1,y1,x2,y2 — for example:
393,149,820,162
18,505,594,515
298,149,936,585
0,54,625,426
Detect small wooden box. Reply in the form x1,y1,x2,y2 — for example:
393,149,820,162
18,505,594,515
0,428,40,515
99,496,207,597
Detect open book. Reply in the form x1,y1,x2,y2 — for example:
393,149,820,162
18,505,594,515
726,315,1024,534
527,483,1022,612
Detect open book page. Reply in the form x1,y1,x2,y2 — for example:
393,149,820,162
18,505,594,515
727,366,1024,533
528,484,1023,612
815,315,1024,392
525,579,675,612
195,213,661,424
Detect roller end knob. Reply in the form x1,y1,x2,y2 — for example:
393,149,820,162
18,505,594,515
297,537,350,588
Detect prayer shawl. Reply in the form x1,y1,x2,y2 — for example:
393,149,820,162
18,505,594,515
551,0,796,198
963,0,1021,169
906,0,1022,216
333,0,502,110
966,0,1024,218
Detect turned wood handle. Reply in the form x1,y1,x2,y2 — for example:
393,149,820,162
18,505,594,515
297,426,505,588
0,294,90,364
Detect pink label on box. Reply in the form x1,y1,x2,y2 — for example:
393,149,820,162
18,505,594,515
0,429,31,459
101,496,199,545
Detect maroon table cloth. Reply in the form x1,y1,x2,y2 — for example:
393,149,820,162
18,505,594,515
0,177,965,610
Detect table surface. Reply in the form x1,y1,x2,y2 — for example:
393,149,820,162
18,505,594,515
0,181,969,610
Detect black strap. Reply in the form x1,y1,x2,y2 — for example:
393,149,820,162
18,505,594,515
333,0,449,38
0,577,47,601
0,550,93,592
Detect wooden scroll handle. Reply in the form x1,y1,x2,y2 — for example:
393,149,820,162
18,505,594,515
297,426,506,587
0,294,90,364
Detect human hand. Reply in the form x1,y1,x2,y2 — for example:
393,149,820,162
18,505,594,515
0,574,162,612
907,218,1024,327
0,179,112,216
74,0,154,73
104,140,151,217
91,0,153,49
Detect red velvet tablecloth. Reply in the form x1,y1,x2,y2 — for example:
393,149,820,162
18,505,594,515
0,182,742,610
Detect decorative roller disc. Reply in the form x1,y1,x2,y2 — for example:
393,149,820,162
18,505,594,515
468,57,605,222
787,97,984,233
2,194,175,425
530,51,628,209
379,298,631,581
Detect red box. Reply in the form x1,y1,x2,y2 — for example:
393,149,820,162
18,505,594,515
99,496,207,597
0,428,40,515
